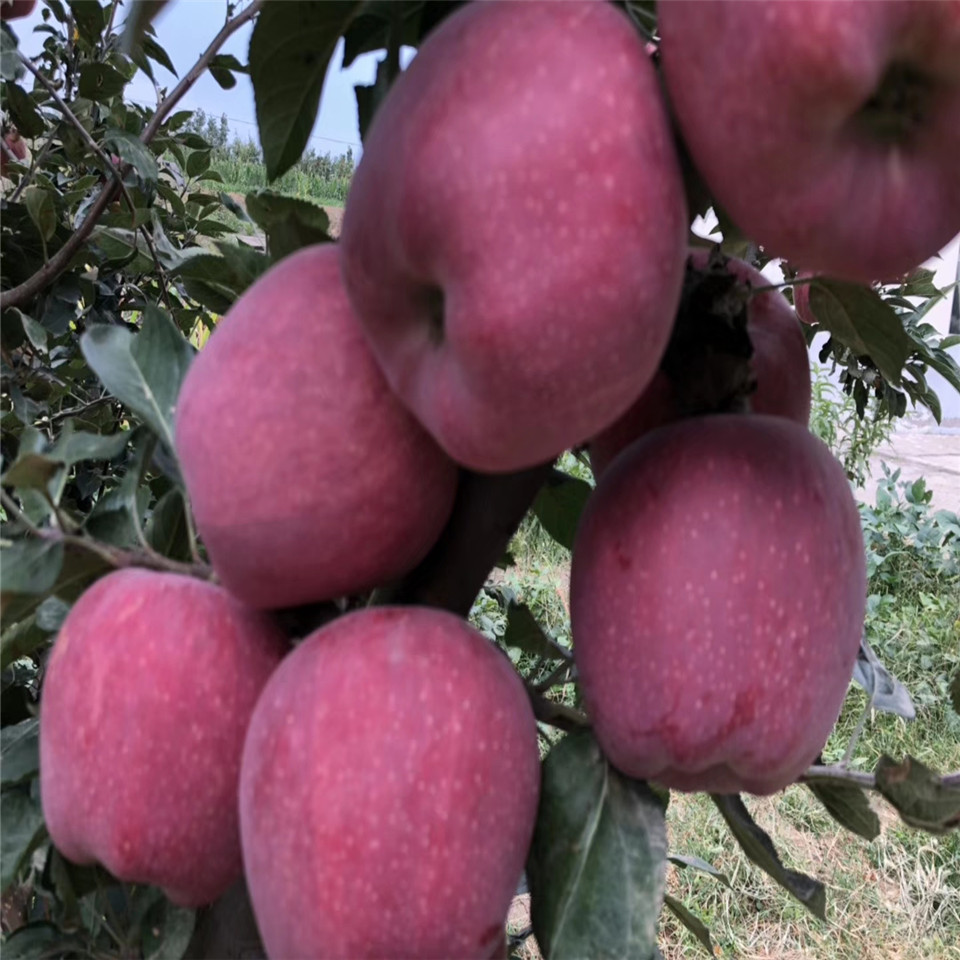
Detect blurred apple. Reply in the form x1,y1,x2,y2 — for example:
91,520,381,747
660,0,960,282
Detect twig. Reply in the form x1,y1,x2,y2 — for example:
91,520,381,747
0,0,265,312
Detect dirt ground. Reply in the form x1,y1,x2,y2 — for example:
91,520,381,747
863,415,960,514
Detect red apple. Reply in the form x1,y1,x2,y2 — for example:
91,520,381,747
572,415,866,795
39,569,286,906
590,251,812,478
175,244,458,610
659,1,960,282
240,606,541,959
340,0,688,472
0,0,36,21
1,130,27,176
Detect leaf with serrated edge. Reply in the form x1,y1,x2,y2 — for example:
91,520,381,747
80,307,193,450
528,730,667,959
711,794,826,918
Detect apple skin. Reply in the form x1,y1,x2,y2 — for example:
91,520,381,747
239,606,541,960
1,131,27,176
39,569,286,906
340,0,688,472
572,415,866,795
0,0,36,20
590,251,812,478
175,244,458,610
659,1,960,282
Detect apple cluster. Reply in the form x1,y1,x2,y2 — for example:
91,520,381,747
37,1,960,957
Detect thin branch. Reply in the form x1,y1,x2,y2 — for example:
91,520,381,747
0,0,265,312
800,765,885,791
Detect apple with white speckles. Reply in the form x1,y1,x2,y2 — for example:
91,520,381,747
590,251,812,478
340,0,687,472
39,569,286,906
175,244,458,610
239,606,541,959
659,0,960,282
572,415,866,795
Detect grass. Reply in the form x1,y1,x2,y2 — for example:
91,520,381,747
495,451,960,960
210,159,350,206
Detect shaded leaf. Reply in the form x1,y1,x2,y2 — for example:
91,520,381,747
532,469,592,551
0,921,72,959
249,0,362,181
171,244,269,314
503,600,561,661
711,794,826,918
874,755,960,834
146,488,190,561
528,730,667,960
104,129,159,186
3,82,44,138
77,62,127,102
245,189,331,261
805,778,881,841
80,306,193,450
808,280,911,386
120,2,171,57
142,898,196,960
0,788,45,891
22,186,57,243
0,539,65,601
1,718,39,787
69,0,106,45
663,895,714,957
950,671,960,716
0,616,50,671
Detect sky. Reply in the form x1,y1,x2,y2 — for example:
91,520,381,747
15,0,396,157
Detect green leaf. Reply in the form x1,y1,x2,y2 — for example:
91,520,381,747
0,922,72,959
142,33,176,76
3,82,44,138
69,0,106,45
1,24,24,82
874,756,960,834
503,600,561,661
711,794,826,918
808,280,911,386
0,788,46,892
103,129,159,186
0,539,65,602
1,719,40,787
22,187,56,243
852,636,916,720
245,189,331,261
142,899,196,960
80,306,194,450
532,469,593,551
185,148,211,178
805,779,881,841
146,488,190,561
171,245,269,314
120,2,170,57
663,895,714,957
17,311,49,354
1,453,61,493
0,615,50,671
77,62,128,102
528,730,667,960
249,0,362,181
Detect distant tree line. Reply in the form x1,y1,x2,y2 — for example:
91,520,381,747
184,109,355,203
